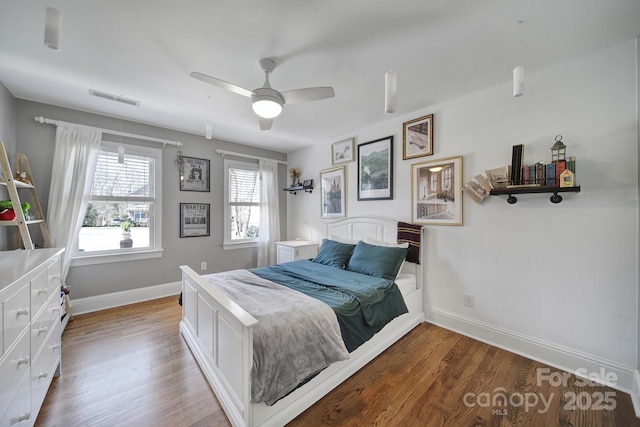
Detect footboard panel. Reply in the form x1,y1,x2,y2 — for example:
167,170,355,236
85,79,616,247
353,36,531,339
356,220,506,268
180,265,258,427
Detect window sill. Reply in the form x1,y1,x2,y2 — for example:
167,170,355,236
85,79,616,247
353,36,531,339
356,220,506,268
223,241,258,251
70,249,164,267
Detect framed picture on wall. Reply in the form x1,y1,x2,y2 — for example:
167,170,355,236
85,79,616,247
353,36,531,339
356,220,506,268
180,203,210,237
320,166,345,218
180,156,210,192
332,137,355,165
403,114,434,159
357,136,393,201
411,155,462,226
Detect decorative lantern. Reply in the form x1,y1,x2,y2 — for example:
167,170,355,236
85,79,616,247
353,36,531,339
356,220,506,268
551,135,566,163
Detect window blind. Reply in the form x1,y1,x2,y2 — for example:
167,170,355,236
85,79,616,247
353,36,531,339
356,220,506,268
229,167,260,204
91,151,155,198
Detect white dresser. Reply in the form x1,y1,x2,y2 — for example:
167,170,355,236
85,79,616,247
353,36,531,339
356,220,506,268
0,248,64,427
275,240,318,264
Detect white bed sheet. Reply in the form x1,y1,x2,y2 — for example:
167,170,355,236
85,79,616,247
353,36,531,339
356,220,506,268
395,273,416,296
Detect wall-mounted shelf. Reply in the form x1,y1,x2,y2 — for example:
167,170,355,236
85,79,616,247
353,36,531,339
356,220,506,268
490,185,581,204
283,180,313,195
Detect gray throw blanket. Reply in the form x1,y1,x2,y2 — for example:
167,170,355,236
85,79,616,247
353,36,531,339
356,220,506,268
205,269,349,405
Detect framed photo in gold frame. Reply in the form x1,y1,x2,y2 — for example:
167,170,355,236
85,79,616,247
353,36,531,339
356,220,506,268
320,166,345,218
331,137,355,165
403,114,433,160
411,155,462,226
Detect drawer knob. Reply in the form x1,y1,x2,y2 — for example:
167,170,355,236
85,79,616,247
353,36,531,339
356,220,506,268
11,412,31,424
16,308,29,317
36,288,49,295
36,326,49,335
52,344,61,351
37,372,48,379
16,357,29,366
49,274,61,282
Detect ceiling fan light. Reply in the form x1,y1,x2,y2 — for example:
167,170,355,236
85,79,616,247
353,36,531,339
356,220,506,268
44,7,62,50
252,99,282,118
251,89,283,119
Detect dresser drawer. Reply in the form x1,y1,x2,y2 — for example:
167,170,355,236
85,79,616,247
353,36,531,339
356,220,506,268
0,373,31,427
2,283,30,354
31,319,61,418
31,291,61,359
0,329,30,418
30,259,60,317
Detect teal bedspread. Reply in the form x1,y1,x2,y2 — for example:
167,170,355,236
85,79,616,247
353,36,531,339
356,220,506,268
251,260,408,352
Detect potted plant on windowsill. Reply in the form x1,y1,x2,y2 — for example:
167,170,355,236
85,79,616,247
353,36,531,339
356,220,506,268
120,218,133,248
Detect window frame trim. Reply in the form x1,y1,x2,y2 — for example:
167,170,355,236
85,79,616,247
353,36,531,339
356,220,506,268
71,141,163,264
223,158,260,250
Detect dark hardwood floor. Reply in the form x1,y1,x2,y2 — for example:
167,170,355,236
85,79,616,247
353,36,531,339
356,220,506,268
35,296,639,427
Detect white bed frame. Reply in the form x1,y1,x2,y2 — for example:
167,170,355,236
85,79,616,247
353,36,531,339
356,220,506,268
179,216,425,427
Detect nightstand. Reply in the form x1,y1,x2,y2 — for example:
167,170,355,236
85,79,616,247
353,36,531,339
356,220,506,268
275,240,318,264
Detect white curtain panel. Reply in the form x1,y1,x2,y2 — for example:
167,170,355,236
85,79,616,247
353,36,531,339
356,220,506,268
47,123,101,284
257,159,280,267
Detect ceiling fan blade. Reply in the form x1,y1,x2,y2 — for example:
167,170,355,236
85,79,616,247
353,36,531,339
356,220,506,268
259,117,273,131
190,71,254,98
281,87,335,104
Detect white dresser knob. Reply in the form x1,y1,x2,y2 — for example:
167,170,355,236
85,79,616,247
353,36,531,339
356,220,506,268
16,357,29,367
11,412,30,424
16,308,29,317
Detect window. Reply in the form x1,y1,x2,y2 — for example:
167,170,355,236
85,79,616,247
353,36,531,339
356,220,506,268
224,159,260,248
74,142,163,265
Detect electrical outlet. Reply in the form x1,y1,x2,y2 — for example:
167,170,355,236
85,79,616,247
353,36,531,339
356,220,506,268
464,294,474,308
200,261,207,271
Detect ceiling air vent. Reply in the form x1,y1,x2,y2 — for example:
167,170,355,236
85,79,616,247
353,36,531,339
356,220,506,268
88,89,140,107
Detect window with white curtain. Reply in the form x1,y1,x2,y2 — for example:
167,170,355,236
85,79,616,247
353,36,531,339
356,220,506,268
224,159,261,248
74,141,162,263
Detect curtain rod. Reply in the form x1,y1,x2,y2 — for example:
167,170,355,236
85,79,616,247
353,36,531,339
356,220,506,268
216,148,287,165
34,116,183,147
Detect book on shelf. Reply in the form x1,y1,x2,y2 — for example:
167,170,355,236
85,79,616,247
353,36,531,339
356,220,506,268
566,156,576,181
522,164,530,185
545,163,556,186
555,160,566,187
536,163,545,185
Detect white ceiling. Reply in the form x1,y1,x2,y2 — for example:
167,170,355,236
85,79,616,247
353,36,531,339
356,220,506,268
1,1,639,153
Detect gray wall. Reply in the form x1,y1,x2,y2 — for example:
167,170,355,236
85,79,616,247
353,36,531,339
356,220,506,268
0,83,16,251
14,100,288,299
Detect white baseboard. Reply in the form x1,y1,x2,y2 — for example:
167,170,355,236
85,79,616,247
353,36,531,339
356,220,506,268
632,369,640,417
424,305,635,395
69,281,181,316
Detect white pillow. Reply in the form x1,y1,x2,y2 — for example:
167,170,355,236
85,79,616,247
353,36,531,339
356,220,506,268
364,237,409,248
363,237,409,278
329,234,361,245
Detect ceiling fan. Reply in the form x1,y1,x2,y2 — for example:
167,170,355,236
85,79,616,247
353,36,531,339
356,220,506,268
191,58,335,130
